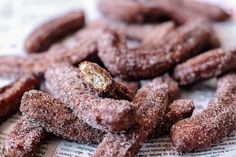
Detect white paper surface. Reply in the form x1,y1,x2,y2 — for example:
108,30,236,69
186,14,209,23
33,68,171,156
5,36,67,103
0,0,236,157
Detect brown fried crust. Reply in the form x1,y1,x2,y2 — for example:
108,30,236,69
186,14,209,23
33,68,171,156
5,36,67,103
0,75,39,122
0,39,97,79
78,61,134,101
20,90,105,144
92,75,179,157
150,99,194,139
25,10,84,53
98,0,143,23
171,72,236,153
98,0,230,24
45,64,135,132
114,78,140,94
138,22,176,49
2,117,46,157
88,20,175,42
173,47,236,85
98,20,219,80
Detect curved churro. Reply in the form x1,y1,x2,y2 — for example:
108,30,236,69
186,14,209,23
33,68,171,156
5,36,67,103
78,61,134,100
0,39,97,79
173,47,236,85
0,75,39,122
151,99,194,139
98,0,230,24
45,64,135,132
2,117,46,157
171,72,236,153
98,20,219,80
93,75,179,157
25,10,84,53
89,20,175,43
20,90,105,144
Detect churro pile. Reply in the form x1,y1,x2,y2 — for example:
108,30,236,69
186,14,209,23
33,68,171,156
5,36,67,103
1,0,236,157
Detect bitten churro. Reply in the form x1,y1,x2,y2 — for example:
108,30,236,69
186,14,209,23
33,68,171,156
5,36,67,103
98,20,219,80
0,75,39,122
98,0,230,24
173,47,236,85
25,10,84,53
45,64,135,132
78,61,134,100
151,99,194,138
2,117,46,157
171,72,236,153
20,90,105,144
93,75,179,157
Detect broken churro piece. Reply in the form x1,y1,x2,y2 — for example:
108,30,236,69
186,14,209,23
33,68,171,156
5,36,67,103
150,99,194,139
45,64,135,132
20,90,105,144
2,117,46,157
78,61,134,100
173,47,236,85
171,72,236,153
25,10,85,53
98,20,219,80
93,75,179,157
0,75,39,123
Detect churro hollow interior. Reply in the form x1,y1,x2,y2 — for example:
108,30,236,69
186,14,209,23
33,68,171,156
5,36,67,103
79,63,112,90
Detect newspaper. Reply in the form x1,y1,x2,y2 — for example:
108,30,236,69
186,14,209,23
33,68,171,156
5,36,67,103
0,0,236,156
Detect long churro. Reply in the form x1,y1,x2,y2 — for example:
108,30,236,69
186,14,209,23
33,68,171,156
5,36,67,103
45,64,135,132
171,72,236,153
25,10,84,53
173,47,236,85
98,0,230,24
93,75,179,157
20,90,105,144
98,20,219,80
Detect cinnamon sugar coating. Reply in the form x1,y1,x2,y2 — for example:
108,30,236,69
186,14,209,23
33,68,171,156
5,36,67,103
114,78,140,94
0,39,97,79
171,72,236,153
20,90,105,144
45,64,135,132
78,61,134,100
150,99,194,139
2,117,46,157
173,47,236,85
98,20,219,80
25,10,84,53
0,75,39,122
98,0,230,24
89,20,175,43
92,75,179,157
